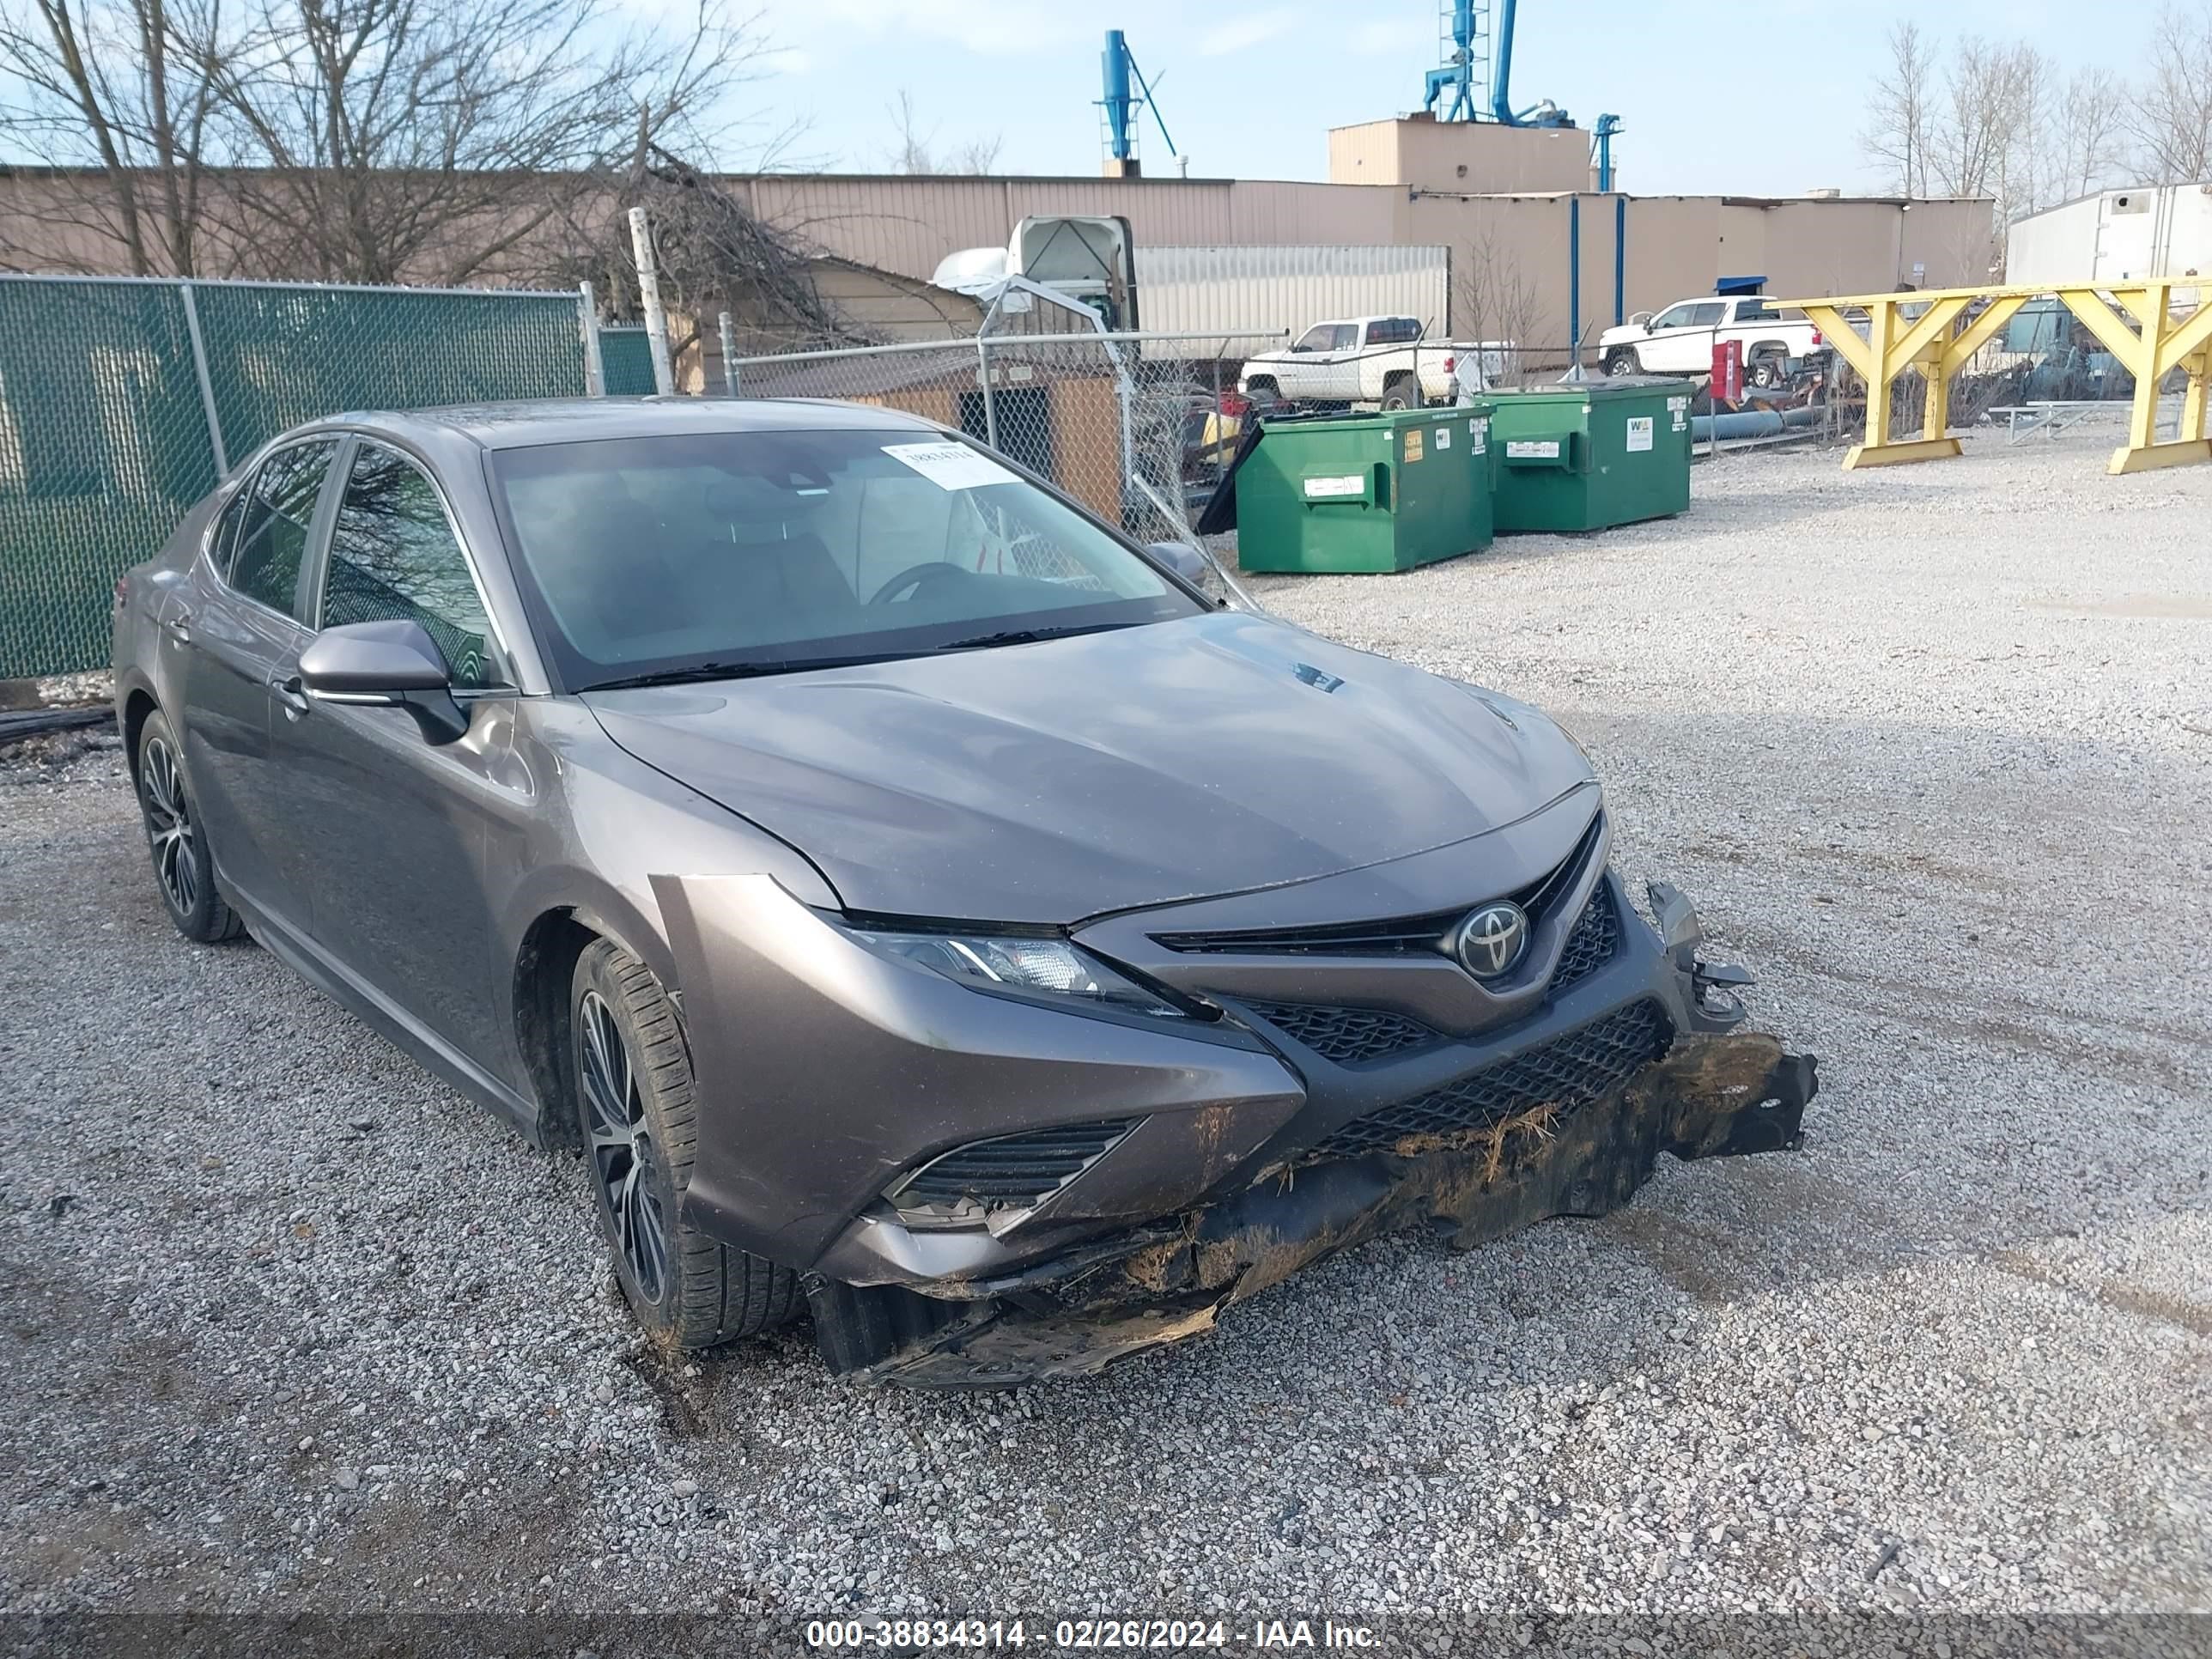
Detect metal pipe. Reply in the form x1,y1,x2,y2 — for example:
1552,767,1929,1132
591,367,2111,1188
1568,196,1582,372
1614,195,1626,327
628,206,675,397
0,270,575,301
718,312,739,397
1490,0,1522,125
977,336,1000,452
723,328,1285,368
578,281,604,398
176,283,228,477
1102,31,1135,161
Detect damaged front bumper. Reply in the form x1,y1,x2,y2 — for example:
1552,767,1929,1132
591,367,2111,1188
657,848,1819,1388
821,1030,1817,1387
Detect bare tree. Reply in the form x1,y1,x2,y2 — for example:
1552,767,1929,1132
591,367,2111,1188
2134,0,2212,183
2043,66,2129,204
1453,222,1542,385
534,145,896,384
2,0,763,282
1862,21,1936,196
0,0,240,273
885,88,1001,175
212,0,760,284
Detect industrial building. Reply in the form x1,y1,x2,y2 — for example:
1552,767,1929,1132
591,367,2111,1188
710,115,1993,362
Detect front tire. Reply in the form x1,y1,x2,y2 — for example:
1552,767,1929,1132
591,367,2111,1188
571,939,799,1350
134,710,244,944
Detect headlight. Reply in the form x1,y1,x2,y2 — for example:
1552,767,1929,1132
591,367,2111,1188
851,927,1190,1019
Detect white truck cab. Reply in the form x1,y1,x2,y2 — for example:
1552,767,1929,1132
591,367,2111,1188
1237,316,1460,410
1598,296,1823,386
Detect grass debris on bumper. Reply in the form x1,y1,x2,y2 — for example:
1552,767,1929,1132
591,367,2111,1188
838,1030,1817,1388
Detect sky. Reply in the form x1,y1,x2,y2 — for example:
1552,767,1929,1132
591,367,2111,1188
732,0,2163,196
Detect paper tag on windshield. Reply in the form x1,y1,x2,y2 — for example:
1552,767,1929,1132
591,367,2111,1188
882,441,1018,490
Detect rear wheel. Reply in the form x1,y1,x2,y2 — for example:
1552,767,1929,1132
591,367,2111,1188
571,939,800,1350
1381,373,1418,410
134,710,244,944
1603,349,1640,377
1748,354,1784,389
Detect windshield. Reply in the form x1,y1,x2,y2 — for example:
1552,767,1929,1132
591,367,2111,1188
489,429,1203,690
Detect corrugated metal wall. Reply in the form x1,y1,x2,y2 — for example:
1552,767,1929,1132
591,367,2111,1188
1132,245,1450,340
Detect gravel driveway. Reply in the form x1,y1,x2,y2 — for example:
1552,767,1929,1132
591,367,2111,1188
3,432,2209,1626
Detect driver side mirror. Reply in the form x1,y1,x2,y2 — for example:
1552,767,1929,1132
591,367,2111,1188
297,618,469,745
1145,541,1212,588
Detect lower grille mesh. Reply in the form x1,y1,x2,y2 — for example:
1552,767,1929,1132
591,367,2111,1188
1309,1000,1674,1161
1243,1000,1442,1064
1550,882,1621,994
892,1119,1135,1209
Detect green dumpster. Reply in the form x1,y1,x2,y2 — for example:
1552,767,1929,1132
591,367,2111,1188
1487,377,1693,533
1234,405,1492,574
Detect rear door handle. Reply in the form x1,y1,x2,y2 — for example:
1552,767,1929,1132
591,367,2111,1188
162,607,192,645
270,672,310,719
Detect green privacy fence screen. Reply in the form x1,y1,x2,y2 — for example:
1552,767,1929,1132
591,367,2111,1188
0,274,593,680
597,325,659,396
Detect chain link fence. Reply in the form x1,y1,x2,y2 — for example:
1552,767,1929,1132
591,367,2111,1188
0,273,591,680
726,288,1279,546
596,325,660,397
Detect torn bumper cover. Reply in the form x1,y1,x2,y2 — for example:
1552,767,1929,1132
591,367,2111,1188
822,1033,1817,1388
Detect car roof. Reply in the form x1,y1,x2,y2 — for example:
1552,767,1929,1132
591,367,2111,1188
322,397,946,452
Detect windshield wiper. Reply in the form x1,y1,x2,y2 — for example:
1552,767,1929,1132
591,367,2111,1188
932,622,1137,653
582,654,899,691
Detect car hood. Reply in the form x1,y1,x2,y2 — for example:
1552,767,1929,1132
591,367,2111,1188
584,611,1595,923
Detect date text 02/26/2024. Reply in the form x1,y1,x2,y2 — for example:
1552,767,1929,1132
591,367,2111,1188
805,1619,1383,1650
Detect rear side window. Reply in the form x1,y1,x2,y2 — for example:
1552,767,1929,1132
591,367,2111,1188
206,484,252,574
320,441,504,690
228,441,337,616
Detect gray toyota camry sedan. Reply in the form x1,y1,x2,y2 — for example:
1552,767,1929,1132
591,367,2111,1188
112,398,1815,1384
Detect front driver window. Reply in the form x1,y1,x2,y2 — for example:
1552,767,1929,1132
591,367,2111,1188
228,440,336,616
1650,305,1696,330
320,441,504,690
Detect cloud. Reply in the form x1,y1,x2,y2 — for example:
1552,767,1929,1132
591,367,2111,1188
757,0,1093,57
1350,17,1428,56
1197,9,1300,57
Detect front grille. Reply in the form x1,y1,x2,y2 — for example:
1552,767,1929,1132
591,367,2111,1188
1308,1000,1674,1161
1243,1000,1443,1064
1550,882,1621,994
1155,812,1607,959
1155,911,1459,957
890,1119,1136,1211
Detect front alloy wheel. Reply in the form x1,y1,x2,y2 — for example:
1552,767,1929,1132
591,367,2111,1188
579,988,671,1306
134,710,244,943
568,939,800,1349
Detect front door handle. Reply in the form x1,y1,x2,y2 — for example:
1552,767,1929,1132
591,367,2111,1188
270,672,310,720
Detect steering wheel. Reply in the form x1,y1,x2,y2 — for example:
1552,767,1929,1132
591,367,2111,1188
869,562,975,606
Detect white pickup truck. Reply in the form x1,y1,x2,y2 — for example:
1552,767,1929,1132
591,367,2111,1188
1237,316,1462,410
1597,295,1824,386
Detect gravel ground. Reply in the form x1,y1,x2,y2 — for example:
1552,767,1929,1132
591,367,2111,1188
3,432,2209,1630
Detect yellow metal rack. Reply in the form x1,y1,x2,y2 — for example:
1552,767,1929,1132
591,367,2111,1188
1781,283,2212,475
